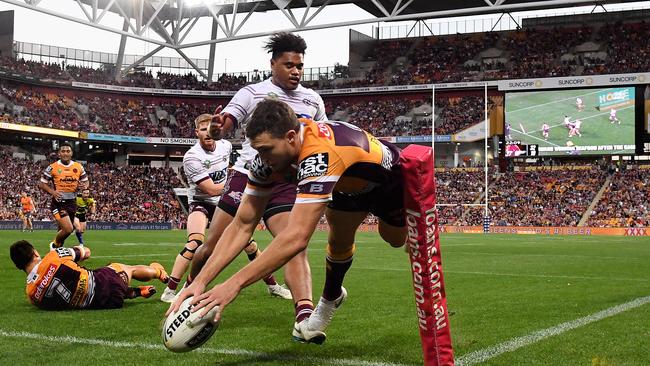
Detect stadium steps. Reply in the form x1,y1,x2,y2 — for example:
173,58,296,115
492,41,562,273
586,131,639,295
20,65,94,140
175,167,188,188
577,175,612,227
454,173,500,225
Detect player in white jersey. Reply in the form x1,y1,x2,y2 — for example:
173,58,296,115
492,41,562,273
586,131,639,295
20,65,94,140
576,97,584,112
172,32,326,340
160,114,232,302
610,108,620,124
564,115,574,130
542,123,550,140
569,119,582,137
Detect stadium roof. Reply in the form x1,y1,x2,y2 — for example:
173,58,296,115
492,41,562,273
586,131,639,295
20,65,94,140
1,0,640,78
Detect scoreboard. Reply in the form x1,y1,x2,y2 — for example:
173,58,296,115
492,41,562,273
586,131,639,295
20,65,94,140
505,141,538,157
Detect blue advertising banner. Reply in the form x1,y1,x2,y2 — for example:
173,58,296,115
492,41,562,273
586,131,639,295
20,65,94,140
395,135,452,143
86,133,147,144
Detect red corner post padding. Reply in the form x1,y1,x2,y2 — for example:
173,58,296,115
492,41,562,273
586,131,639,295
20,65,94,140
400,144,454,366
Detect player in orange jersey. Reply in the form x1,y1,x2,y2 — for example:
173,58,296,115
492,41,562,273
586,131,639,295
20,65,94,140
170,99,406,344
38,142,89,250
19,192,36,232
9,240,169,310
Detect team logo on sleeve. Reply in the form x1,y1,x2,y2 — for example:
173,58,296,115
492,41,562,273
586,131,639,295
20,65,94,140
298,153,329,181
317,123,332,139
250,155,273,181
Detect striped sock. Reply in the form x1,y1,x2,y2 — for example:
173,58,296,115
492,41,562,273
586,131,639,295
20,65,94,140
295,301,314,323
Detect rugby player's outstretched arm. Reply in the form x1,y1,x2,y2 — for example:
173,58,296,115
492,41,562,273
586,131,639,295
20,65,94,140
190,202,325,320
192,192,269,287
230,201,325,289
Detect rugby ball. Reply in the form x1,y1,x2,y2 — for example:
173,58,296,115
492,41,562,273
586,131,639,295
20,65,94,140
162,296,220,352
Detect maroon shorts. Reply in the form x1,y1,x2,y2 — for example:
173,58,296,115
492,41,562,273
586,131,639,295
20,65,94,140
328,175,405,227
218,169,296,223
50,199,77,221
88,266,129,309
189,202,217,223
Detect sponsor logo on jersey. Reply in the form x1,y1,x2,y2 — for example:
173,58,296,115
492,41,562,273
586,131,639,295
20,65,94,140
209,169,227,183
302,98,319,108
250,156,273,181
35,264,57,300
298,153,329,181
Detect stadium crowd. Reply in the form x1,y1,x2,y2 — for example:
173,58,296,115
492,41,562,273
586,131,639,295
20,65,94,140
486,167,607,227
424,164,648,228
0,83,222,138
324,94,492,137
2,81,492,137
2,20,648,91
587,166,650,228
0,149,185,226
2,142,649,229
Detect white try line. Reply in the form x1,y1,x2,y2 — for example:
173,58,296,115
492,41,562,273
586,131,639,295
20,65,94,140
456,294,650,365
0,329,417,366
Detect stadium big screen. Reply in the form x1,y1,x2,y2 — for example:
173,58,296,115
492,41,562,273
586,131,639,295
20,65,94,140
505,87,636,156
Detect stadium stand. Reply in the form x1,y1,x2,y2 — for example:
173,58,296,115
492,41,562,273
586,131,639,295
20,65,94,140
0,82,227,138
0,149,186,227
587,165,650,228
2,21,649,90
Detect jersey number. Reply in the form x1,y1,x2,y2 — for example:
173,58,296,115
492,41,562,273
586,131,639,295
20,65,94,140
45,278,72,302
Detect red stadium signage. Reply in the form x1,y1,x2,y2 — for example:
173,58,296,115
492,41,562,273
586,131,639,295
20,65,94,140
400,145,454,366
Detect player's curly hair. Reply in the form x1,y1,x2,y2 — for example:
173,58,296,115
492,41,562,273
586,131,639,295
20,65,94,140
264,32,307,60
10,240,36,271
246,99,300,139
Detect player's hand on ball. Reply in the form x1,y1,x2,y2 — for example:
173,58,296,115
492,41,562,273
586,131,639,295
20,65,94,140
166,282,206,316
191,281,241,323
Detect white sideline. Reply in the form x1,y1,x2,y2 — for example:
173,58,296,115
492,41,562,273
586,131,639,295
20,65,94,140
456,295,650,365
0,329,416,366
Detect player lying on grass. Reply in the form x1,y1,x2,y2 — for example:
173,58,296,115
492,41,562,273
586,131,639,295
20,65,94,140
169,99,406,344
10,240,169,310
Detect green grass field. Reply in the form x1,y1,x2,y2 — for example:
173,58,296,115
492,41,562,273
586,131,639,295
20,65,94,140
2,230,650,365
505,88,635,156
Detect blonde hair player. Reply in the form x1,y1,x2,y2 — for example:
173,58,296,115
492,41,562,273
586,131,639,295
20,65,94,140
161,114,233,302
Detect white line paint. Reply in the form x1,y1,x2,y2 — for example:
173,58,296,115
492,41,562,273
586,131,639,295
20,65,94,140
0,329,417,366
456,295,650,365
